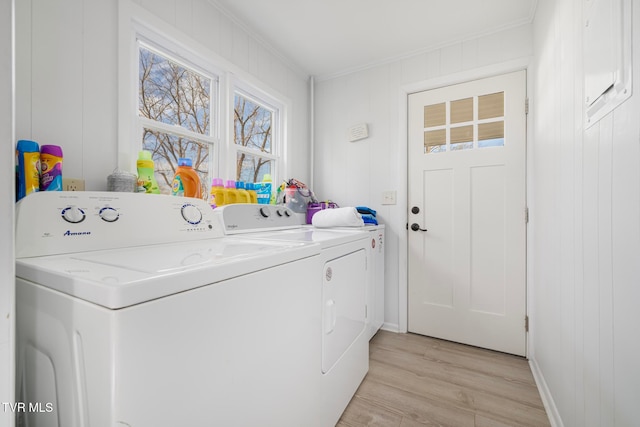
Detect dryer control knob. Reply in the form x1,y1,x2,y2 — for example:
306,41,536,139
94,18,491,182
61,206,86,224
181,203,203,225
259,207,271,218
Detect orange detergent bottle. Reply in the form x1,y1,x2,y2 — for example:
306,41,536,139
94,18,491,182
171,158,202,199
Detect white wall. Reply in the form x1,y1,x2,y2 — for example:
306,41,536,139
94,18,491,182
0,0,14,425
529,0,640,426
15,0,311,190
313,24,533,331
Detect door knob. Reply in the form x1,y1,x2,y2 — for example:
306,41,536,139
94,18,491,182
410,223,427,232
411,206,420,214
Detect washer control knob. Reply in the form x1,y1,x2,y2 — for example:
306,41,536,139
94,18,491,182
259,207,270,218
61,206,86,224
99,207,119,223
181,204,203,225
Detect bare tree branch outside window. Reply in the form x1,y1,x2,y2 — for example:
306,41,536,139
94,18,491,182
234,93,273,183
138,46,212,197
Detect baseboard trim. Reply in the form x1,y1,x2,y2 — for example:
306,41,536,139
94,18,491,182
380,322,400,333
529,357,564,427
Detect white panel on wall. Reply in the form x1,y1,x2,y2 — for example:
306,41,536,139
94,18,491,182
530,0,640,426
1,0,14,424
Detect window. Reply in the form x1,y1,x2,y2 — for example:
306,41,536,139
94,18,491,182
233,90,279,183
137,43,217,198
423,92,505,154
123,9,288,200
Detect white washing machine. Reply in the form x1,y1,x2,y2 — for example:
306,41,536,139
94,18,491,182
14,192,323,427
214,204,370,427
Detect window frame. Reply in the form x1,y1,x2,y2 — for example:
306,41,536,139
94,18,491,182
137,39,220,194
118,1,287,194
230,79,284,184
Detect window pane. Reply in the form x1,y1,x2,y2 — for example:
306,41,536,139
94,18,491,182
450,98,473,124
478,122,504,148
234,93,272,155
424,103,446,128
450,125,474,151
424,129,446,153
478,92,504,120
143,128,209,197
139,46,211,136
236,152,272,183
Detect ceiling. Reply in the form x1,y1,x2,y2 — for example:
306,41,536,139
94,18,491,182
211,0,537,79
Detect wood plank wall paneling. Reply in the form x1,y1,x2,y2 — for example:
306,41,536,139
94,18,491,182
1,0,14,424
338,331,550,427
15,0,311,190
531,1,640,426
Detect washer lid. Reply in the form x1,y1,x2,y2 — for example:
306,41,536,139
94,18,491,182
16,238,319,309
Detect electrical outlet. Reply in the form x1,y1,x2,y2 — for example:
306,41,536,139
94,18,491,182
63,178,85,191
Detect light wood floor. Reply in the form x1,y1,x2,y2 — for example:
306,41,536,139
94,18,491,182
337,330,550,427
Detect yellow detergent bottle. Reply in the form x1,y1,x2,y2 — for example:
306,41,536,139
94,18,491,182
210,178,225,208
224,180,239,204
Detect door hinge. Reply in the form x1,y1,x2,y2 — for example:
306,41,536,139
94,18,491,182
525,207,529,224
525,98,529,115
525,315,529,332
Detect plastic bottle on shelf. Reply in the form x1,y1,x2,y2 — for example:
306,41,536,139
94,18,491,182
257,174,272,204
224,180,239,204
16,140,40,201
136,150,160,194
39,145,63,191
171,158,202,199
235,181,251,203
210,178,225,208
246,182,258,204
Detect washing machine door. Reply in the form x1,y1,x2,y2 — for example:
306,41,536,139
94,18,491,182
322,248,367,374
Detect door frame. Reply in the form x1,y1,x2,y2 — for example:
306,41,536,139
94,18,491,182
396,57,533,356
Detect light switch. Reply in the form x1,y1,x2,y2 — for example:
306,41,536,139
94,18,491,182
382,191,396,205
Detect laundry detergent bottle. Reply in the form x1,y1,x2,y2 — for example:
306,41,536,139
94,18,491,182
39,145,63,191
210,178,226,208
257,174,272,204
171,158,202,199
246,182,258,204
136,150,160,194
224,180,239,204
16,140,40,201
235,181,251,203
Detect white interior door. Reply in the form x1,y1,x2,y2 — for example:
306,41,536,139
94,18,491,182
407,70,527,356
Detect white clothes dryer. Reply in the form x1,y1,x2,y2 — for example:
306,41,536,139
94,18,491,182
15,192,323,427
214,204,370,427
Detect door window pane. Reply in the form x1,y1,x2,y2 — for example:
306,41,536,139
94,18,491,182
478,122,505,148
478,92,504,120
424,103,446,127
450,125,474,151
424,129,446,153
450,98,473,124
